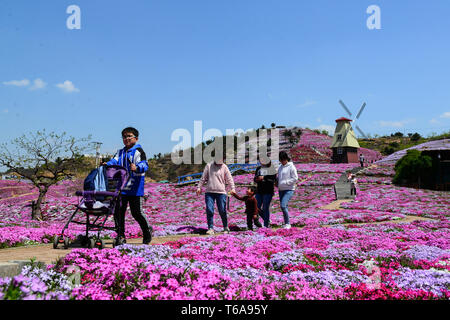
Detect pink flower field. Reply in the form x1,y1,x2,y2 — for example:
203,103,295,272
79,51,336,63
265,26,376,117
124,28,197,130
1,163,449,300
289,129,383,164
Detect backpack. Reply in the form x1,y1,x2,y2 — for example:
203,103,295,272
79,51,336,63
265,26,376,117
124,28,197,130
83,166,107,192
84,169,98,191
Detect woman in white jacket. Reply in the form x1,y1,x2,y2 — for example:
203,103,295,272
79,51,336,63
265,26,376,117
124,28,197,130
276,151,298,229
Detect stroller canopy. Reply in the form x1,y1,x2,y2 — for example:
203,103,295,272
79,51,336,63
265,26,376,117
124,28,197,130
104,165,130,192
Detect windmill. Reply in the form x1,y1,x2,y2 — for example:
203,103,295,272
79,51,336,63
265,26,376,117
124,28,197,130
330,117,360,163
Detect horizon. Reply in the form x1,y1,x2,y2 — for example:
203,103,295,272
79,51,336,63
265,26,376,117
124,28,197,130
1,0,449,159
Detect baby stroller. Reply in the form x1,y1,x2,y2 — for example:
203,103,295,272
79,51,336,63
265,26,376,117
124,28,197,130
53,165,129,249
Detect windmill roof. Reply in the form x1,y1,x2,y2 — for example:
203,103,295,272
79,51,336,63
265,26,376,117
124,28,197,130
330,122,360,148
335,117,353,122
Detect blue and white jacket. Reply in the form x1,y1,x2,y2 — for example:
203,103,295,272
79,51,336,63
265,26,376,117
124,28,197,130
107,143,148,196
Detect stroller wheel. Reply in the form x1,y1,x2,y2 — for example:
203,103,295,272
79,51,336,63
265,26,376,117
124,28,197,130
63,237,70,249
88,238,95,249
95,239,104,249
53,236,60,249
79,235,89,246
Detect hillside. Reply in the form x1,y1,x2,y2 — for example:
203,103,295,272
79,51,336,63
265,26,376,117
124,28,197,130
358,131,450,156
3,128,447,183
146,127,384,182
289,129,382,163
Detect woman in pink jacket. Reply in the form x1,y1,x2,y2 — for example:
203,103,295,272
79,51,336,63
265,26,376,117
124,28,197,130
196,157,236,235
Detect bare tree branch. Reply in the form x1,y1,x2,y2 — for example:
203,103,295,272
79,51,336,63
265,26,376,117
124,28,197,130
0,130,93,220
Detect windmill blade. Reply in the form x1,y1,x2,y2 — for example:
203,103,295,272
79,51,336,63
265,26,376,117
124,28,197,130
355,102,366,120
355,125,368,139
338,100,352,117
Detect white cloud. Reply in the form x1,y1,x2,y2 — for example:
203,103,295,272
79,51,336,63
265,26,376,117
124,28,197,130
2,109,8,114
376,119,414,128
315,124,335,134
429,112,450,124
3,79,30,87
297,99,317,108
439,111,450,119
56,80,80,93
29,78,47,90
429,118,439,124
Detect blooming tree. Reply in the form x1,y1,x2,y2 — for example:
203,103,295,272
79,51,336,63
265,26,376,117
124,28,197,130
0,130,92,220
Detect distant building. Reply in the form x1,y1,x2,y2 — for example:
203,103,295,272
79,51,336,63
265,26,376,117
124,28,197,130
330,117,360,163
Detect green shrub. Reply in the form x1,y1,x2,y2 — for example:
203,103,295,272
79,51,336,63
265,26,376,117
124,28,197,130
393,149,433,187
383,146,396,155
283,130,293,137
410,132,422,141
389,142,400,148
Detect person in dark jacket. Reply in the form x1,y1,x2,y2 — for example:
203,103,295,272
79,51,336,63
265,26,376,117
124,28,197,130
254,159,278,228
232,186,262,231
106,127,153,245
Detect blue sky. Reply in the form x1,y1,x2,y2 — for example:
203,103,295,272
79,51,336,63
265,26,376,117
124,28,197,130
1,0,449,159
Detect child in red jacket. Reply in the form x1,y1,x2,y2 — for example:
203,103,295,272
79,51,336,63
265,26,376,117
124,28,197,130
231,186,263,231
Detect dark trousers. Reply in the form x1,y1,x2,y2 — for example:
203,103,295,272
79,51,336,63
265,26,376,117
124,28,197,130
247,213,262,230
255,193,273,228
115,195,151,238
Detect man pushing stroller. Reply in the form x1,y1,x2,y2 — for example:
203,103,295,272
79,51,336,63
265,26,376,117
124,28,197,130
103,127,153,245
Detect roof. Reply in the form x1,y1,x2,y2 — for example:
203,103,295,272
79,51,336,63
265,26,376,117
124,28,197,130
335,117,353,123
330,122,360,148
376,139,450,164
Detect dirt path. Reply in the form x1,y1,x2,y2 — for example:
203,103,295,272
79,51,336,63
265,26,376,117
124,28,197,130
319,199,437,226
321,214,435,228
0,192,37,202
320,199,350,210
0,234,208,265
